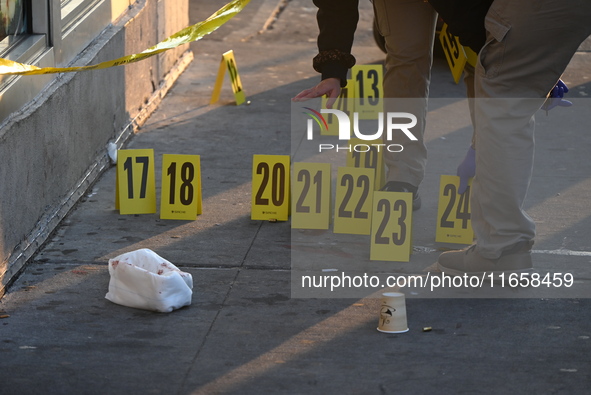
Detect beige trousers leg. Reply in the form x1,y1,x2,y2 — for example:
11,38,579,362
473,0,591,258
372,0,437,187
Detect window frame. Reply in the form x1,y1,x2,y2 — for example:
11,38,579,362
61,0,104,33
0,0,132,122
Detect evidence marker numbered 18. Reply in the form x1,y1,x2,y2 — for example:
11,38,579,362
435,175,474,244
160,154,202,220
291,162,331,230
116,149,157,215
251,154,290,221
370,191,413,262
333,166,375,235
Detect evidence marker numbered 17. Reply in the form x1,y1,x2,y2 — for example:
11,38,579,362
116,149,157,215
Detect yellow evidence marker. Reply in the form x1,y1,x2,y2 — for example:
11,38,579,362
160,154,202,220
321,79,355,136
439,23,478,84
210,50,246,105
291,162,331,229
116,149,157,215
370,191,413,262
439,23,467,84
351,64,384,120
346,138,386,190
333,166,375,235
435,175,474,244
251,155,290,221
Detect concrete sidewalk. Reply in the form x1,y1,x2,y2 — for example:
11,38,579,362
1,1,591,394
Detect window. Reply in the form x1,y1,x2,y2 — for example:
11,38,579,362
62,1,98,31
0,0,45,120
0,0,30,56
0,0,28,41
0,0,131,122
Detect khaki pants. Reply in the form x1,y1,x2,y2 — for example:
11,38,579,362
473,0,591,258
372,0,437,187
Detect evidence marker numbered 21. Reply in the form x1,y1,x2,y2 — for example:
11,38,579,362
291,162,332,230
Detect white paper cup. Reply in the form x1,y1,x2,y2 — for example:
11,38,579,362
377,292,409,333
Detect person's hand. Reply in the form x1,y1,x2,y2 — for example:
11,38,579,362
457,146,476,195
542,79,573,114
292,78,341,108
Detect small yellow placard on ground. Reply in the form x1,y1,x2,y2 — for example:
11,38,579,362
333,166,375,235
160,154,202,220
351,64,383,119
346,138,385,190
116,149,157,215
322,79,355,136
251,155,290,221
370,191,413,262
436,175,474,244
291,162,331,229
210,50,246,105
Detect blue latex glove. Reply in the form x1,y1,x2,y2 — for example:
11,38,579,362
457,146,475,195
542,80,573,114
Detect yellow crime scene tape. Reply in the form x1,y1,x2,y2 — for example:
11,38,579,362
0,0,250,76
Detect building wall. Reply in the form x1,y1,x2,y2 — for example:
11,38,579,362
0,0,191,294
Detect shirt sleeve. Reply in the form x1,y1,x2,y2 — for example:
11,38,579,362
312,0,359,86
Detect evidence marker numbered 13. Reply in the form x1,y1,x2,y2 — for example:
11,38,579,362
116,149,157,215
251,154,290,221
160,154,202,220
351,64,384,119
291,162,332,230
435,175,474,244
370,191,413,262
333,166,375,235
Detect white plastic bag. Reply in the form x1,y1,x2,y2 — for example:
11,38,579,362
105,249,193,313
